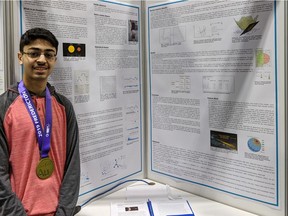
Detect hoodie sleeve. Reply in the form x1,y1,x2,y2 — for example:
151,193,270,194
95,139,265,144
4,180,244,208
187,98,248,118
54,95,80,216
0,91,27,216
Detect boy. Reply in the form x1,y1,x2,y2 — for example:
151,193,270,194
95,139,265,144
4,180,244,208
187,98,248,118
0,28,80,215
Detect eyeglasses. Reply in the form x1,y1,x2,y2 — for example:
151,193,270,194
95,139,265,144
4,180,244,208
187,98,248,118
22,51,57,61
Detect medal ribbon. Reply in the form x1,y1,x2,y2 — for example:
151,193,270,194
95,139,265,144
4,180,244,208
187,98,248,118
18,80,52,159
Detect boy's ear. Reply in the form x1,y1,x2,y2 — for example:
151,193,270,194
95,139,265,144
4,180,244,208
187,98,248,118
17,52,23,64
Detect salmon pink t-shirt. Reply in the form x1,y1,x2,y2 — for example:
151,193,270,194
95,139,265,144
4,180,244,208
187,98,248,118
4,95,67,215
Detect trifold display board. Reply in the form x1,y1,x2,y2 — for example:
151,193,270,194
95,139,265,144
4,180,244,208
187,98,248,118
4,0,287,216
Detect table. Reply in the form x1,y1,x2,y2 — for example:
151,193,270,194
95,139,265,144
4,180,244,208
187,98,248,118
77,179,258,216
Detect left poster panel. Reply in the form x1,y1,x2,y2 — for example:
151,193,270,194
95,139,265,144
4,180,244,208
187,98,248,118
17,0,143,205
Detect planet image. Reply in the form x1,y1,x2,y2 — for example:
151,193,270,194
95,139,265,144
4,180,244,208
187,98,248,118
63,43,86,57
247,138,261,152
68,45,75,53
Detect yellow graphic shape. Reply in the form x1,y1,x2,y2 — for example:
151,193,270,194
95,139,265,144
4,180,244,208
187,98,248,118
68,45,75,53
216,139,237,150
235,16,258,30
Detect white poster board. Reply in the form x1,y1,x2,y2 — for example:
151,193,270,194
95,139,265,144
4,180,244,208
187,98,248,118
146,1,286,216
18,0,143,205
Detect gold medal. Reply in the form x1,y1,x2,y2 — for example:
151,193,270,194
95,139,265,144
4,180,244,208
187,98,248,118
36,157,54,180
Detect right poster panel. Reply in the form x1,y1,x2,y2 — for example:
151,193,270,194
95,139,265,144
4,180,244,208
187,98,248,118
148,0,280,208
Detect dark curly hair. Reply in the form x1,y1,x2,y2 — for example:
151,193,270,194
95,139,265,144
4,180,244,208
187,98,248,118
19,28,59,53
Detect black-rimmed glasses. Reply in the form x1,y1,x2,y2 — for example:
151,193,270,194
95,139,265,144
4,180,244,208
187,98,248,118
22,51,57,61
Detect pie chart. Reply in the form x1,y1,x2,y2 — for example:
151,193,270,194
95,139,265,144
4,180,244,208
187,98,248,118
248,138,261,152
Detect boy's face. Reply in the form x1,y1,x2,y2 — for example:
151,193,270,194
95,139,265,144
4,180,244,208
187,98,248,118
18,39,57,83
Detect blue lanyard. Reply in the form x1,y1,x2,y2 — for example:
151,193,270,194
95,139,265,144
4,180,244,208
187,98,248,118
18,81,52,158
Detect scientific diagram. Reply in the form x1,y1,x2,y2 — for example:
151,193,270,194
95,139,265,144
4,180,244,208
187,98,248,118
160,26,186,47
234,15,259,36
74,70,90,103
